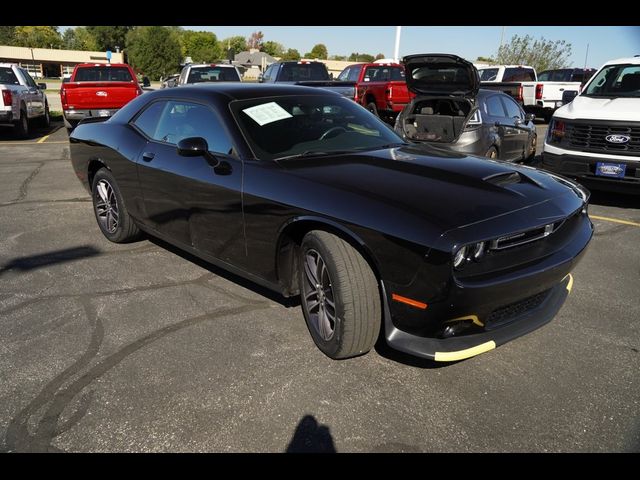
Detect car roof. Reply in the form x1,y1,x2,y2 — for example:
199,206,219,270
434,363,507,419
75,63,129,68
601,56,640,66
187,64,237,68
147,82,341,101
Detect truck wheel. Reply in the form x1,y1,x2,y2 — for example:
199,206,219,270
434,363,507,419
299,231,381,359
39,103,50,128
366,102,379,117
14,108,29,139
91,168,141,243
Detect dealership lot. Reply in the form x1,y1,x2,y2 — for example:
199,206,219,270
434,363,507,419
0,122,638,452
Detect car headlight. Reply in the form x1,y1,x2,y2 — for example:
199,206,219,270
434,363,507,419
471,241,486,261
453,242,487,269
453,246,468,269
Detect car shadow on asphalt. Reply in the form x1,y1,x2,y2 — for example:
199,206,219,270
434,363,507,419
0,120,64,142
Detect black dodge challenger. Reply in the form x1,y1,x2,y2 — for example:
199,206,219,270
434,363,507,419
69,84,593,362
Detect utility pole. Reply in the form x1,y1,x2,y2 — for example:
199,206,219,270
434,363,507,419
394,26,402,63
499,26,506,51
584,43,590,69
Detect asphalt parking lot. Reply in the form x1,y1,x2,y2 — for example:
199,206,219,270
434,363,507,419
0,121,639,452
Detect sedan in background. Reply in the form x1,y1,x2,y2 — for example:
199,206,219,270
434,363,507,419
395,54,537,162
69,84,592,362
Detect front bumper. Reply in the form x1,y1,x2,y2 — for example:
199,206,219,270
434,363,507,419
542,150,640,194
384,274,574,362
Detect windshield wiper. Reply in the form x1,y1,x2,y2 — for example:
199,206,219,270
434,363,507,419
354,142,407,151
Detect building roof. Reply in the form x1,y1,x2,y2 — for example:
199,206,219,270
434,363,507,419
234,50,276,66
0,45,124,64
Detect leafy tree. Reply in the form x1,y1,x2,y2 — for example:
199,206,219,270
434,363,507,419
496,34,572,72
247,31,264,50
180,30,221,63
62,27,98,51
375,53,385,60
280,48,301,61
221,36,247,56
306,43,328,60
261,41,284,57
476,56,495,63
86,26,132,51
126,26,182,81
329,55,347,61
0,26,16,45
14,26,62,48
348,52,374,63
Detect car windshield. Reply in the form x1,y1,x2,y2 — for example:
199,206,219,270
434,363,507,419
279,63,330,81
583,64,640,97
187,66,240,83
74,67,133,82
230,94,405,160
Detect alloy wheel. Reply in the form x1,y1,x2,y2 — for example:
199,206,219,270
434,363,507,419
94,179,119,234
302,248,337,341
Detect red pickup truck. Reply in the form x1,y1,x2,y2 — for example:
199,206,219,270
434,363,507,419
60,63,143,131
337,62,414,123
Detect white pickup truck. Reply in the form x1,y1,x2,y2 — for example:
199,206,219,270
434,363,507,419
0,63,50,138
542,56,640,194
478,65,592,121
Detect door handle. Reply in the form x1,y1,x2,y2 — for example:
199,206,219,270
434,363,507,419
142,152,155,162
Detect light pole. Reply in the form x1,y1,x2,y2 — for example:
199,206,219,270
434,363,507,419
394,26,402,63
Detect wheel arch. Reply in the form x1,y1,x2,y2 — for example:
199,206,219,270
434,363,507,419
87,158,110,188
275,216,383,298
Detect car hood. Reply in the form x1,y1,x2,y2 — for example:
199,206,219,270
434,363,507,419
277,146,584,233
554,94,640,122
403,54,479,97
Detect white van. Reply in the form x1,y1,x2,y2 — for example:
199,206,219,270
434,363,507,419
542,56,640,194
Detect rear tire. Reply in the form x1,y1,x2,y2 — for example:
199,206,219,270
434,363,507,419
299,231,381,359
91,168,141,243
14,108,29,139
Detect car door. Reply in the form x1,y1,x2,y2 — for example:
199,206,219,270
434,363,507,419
500,95,529,161
18,68,43,117
132,99,245,262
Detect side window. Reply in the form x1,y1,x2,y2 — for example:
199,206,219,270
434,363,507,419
501,96,523,119
262,64,275,82
484,95,506,117
132,101,167,138
152,101,234,155
390,67,405,81
21,69,37,88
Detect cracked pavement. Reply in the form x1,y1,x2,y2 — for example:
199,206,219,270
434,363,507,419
0,122,639,452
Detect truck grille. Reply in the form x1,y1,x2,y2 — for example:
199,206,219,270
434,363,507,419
564,121,640,156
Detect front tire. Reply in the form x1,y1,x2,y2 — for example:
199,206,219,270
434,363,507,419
14,108,29,139
485,146,498,160
39,103,50,128
299,231,381,359
91,168,140,243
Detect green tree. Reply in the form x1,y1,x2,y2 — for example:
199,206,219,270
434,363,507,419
180,30,221,63
0,26,16,45
476,56,495,63
375,53,385,60
261,41,284,57
329,55,347,61
247,31,264,50
280,48,301,61
62,27,98,51
14,26,62,48
220,36,247,56
126,26,182,81
86,26,132,51
496,34,572,72
348,52,374,63
306,43,328,60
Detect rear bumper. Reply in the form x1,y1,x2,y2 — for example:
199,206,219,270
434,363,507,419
542,150,640,194
0,110,14,125
64,108,119,123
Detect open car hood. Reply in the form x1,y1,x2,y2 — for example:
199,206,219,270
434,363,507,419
403,53,479,97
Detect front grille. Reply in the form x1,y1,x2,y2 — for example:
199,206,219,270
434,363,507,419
485,289,550,329
563,121,640,156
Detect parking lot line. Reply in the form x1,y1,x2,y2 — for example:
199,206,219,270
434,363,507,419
0,141,68,145
36,134,50,143
590,215,640,228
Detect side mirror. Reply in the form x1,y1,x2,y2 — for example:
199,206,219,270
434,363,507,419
38,83,47,90
177,137,219,166
514,117,524,126
525,113,535,122
258,73,264,83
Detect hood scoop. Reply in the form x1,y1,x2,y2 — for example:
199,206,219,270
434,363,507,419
483,171,523,186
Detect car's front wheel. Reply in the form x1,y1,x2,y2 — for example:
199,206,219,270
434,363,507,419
299,231,381,359
91,168,140,243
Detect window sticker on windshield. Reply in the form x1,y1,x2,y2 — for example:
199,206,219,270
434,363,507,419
242,102,292,126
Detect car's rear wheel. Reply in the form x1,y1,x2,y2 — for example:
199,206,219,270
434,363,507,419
366,102,379,117
299,231,381,359
485,146,498,160
14,108,29,139
91,168,140,243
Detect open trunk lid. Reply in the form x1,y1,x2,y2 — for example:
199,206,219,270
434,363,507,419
403,54,479,97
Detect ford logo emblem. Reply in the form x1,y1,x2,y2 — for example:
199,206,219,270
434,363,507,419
96,91,108,97
605,134,630,144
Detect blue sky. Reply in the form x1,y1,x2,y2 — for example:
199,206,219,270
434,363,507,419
183,26,639,69
60,26,639,69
